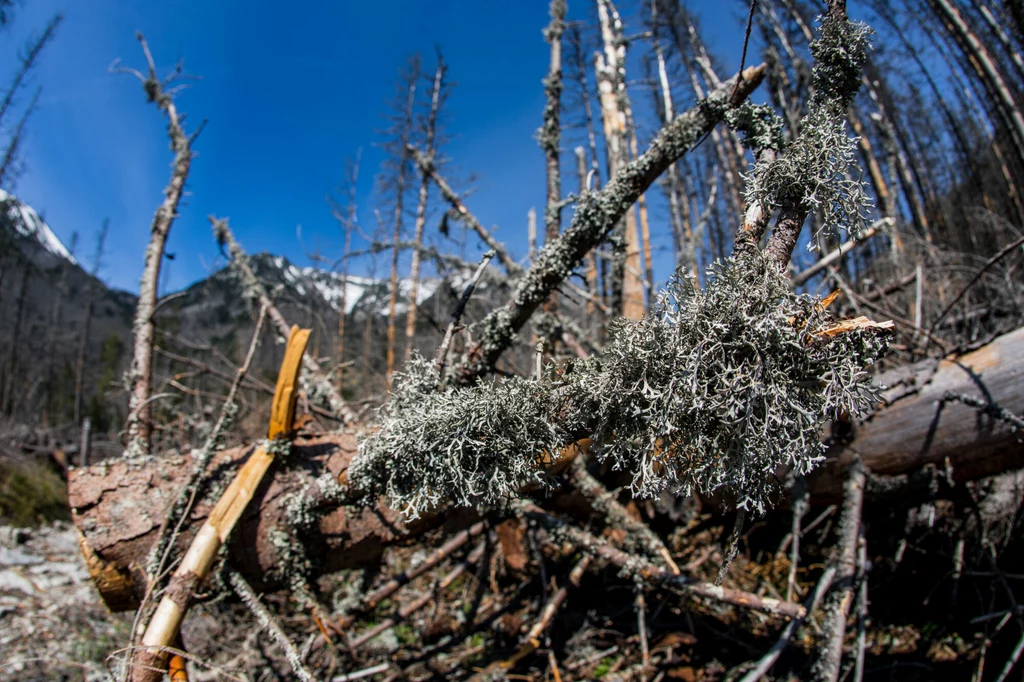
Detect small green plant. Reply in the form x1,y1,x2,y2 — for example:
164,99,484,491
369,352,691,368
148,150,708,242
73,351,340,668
394,623,417,646
593,655,617,678
0,457,69,526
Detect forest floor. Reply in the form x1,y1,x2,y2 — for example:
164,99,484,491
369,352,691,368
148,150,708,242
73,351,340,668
0,521,130,680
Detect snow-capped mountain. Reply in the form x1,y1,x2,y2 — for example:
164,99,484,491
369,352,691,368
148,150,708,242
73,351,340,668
267,254,443,316
0,189,77,265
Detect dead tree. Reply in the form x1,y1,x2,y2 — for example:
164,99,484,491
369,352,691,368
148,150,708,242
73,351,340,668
409,144,521,277
70,322,1024,609
328,151,360,393
927,0,1024,175
384,56,420,391
811,457,865,682
595,0,645,320
648,0,692,274
0,257,30,416
212,218,356,424
541,0,567,244
539,0,567,337
43,231,76,426
405,52,448,363
807,324,1024,501
74,219,109,426
114,35,200,457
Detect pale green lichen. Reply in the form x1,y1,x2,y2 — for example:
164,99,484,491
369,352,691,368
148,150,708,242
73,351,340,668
353,255,889,518
575,254,888,514
744,12,874,246
349,356,572,519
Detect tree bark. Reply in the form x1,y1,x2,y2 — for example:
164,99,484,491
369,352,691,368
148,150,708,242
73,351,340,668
69,433,418,613
807,324,1024,502
595,0,644,320
811,458,865,682
540,0,567,334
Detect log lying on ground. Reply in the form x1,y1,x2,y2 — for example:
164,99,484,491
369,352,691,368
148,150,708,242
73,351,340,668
71,327,1024,610
808,325,1024,502
69,433,423,612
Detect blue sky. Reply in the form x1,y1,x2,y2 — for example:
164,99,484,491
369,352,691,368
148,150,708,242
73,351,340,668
1,1,750,294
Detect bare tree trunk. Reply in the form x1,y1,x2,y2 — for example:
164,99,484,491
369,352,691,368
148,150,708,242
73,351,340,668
576,147,600,313
527,207,538,263
75,220,109,427
540,0,567,332
595,0,644,319
332,153,360,394
847,108,894,218
121,36,196,457
385,67,418,392
914,1,1024,223
405,55,446,364
569,25,606,307
626,115,655,309
873,4,995,211
971,1,1024,89
541,0,566,244
649,4,690,274
808,324,1024,501
680,16,748,233
862,74,932,242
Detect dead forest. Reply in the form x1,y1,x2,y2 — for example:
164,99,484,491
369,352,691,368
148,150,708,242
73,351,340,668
2,0,1024,680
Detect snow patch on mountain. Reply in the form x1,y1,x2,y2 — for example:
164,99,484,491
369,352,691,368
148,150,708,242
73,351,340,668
0,189,77,265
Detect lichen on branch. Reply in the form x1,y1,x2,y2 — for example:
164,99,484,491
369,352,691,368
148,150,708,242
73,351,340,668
748,9,875,263
351,254,890,518
577,254,888,513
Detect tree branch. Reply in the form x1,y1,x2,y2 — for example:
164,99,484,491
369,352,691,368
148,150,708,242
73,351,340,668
452,64,767,384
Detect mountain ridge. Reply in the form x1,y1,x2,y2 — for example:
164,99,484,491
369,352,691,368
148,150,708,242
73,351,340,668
0,193,507,430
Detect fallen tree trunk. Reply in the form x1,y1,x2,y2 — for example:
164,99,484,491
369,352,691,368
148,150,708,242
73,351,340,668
69,433,424,612
70,327,1024,611
808,325,1024,502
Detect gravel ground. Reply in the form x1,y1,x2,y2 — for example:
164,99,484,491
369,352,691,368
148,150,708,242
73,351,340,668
0,522,131,681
